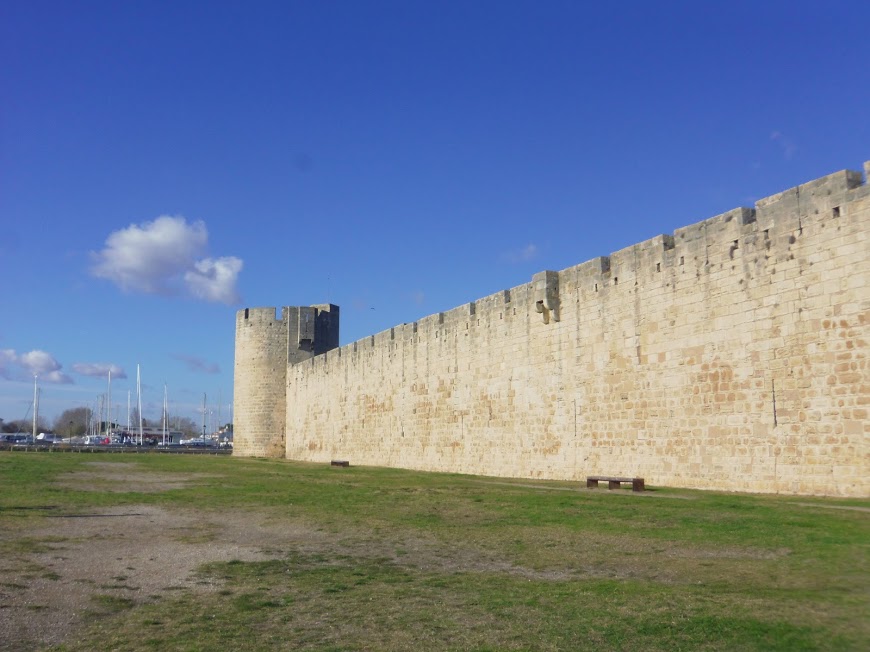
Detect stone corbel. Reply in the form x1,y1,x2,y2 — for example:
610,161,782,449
533,270,560,324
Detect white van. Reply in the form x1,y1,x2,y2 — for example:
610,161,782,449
37,433,65,444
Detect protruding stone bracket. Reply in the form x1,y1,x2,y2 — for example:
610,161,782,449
533,270,560,324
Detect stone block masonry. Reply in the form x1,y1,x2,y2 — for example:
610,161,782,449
233,305,338,457
235,162,870,497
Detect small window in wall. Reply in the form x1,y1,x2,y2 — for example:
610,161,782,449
832,206,840,217
656,263,661,272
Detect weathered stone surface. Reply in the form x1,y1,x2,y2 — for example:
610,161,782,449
236,164,869,497
233,305,339,457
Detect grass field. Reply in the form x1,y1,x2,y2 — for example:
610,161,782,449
0,451,867,651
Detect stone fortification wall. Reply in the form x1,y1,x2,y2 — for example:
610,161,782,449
234,304,338,457
282,164,869,496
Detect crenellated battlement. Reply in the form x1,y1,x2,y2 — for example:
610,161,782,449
237,162,869,496
236,306,283,326
315,163,868,349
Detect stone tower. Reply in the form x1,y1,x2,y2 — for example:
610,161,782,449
233,304,339,457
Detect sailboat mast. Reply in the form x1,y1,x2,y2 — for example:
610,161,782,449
32,376,38,440
162,384,167,446
106,369,112,438
137,364,143,445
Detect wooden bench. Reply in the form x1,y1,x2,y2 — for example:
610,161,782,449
586,476,644,492
330,460,350,467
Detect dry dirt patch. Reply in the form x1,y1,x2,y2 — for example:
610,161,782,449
788,501,870,513
0,461,336,651
0,504,335,652
54,460,219,493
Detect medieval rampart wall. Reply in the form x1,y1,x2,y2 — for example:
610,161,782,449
234,304,340,457
282,164,869,496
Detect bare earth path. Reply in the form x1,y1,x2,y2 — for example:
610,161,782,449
0,462,329,651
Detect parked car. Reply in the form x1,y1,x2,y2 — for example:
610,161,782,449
2,434,32,444
180,438,214,447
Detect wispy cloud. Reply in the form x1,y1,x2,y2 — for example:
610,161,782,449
410,290,425,305
90,215,243,304
172,354,220,375
770,131,798,160
502,243,539,264
71,362,127,379
0,349,73,384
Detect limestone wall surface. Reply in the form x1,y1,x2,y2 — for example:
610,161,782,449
234,305,339,457
234,307,288,457
277,164,869,496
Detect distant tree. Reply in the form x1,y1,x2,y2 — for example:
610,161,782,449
4,418,49,433
127,407,155,430
52,407,91,438
174,417,200,437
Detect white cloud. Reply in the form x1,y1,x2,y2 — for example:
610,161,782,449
41,371,72,384
71,362,127,379
0,349,72,384
502,243,539,264
184,257,243,304
91,215,243,304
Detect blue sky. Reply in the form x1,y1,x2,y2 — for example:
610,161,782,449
1,0,868,428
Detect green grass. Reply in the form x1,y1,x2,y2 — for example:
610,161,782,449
90,593,137,614
0,451,867,651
